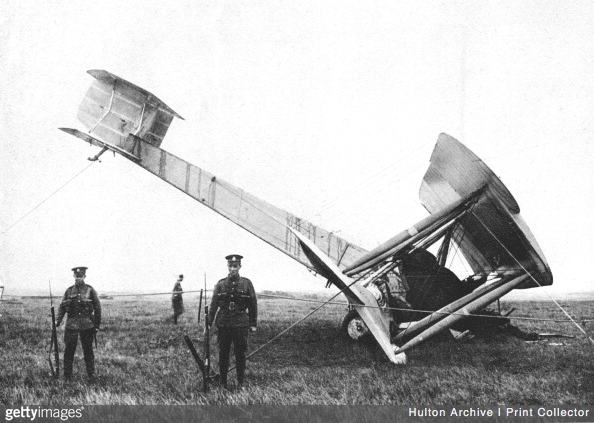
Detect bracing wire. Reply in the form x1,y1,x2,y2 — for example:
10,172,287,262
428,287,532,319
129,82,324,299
472,211,594,345
301,141,433,224
447,223,472,278
220,271,373,374
5,143,591,365
1,162,96,238
3,289,591,324
256,293,593,324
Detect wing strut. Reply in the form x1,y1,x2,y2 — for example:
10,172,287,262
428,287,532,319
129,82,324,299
289,228,407,365
395,273,530,354
344,186,485,276
394,272,520,344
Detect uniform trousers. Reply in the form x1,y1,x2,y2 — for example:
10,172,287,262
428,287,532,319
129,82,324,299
172,298,184,324
64,328,95,378
217,326,249,385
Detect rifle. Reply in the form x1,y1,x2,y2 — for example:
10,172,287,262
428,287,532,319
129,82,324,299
203,275,210,392
184,335,206,375
48,279,60,378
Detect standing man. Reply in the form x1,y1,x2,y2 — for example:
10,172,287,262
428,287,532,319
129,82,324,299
208,254,257,389
56,266,101,382
172,274,184,324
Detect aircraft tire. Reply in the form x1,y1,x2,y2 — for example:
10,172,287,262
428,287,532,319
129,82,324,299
341,310,370,341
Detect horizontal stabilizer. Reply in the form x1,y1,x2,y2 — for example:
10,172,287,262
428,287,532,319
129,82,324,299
289,228,406,365
59,128,141,162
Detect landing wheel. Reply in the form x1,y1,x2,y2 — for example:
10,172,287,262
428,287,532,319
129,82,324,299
341,310,370,341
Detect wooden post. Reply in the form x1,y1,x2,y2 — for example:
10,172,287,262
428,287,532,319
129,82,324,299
204,305,210,392
198,289,203,325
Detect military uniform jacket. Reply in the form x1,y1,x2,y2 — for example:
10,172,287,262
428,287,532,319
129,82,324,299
172,281,183,301
57,283,102,331
172,281,184,313
208,275,257,328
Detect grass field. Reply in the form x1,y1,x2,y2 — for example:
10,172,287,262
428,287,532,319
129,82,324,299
1,294,593,405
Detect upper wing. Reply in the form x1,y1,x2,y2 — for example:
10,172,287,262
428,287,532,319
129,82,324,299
419,133,552,288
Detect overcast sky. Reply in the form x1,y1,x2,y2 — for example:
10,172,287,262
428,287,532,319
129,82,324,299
1,1,593,300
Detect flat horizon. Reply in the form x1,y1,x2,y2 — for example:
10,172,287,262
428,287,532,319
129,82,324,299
3,288,594,302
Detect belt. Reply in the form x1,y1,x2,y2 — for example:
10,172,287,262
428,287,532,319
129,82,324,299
224,302,246,312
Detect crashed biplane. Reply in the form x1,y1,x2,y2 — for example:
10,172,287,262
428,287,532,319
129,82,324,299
60,70,552,364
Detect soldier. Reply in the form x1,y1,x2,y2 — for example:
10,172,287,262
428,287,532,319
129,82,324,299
172,274,184,324
56,266,101,382
208,254,257,389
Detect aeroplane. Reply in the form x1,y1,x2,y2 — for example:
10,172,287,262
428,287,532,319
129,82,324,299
60,70,553,365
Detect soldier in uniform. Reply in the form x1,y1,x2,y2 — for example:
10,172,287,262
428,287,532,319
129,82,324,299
172,274,184,324
56,266,101,382
208,254,257,389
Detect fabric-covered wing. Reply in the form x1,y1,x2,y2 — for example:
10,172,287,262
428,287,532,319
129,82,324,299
419,133,552,287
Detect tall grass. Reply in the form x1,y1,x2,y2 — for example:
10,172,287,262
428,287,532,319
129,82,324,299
1,296,592,405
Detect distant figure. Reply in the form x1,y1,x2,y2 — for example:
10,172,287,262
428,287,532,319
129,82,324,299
208,254,257,389
56,266,101,382
172,274,184,324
